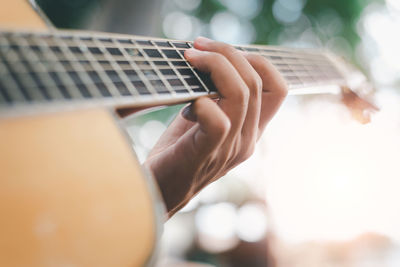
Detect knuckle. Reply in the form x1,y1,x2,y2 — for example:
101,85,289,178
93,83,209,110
274,76,289,98
254,55,288,98
247,54,269,68
252,54,267,64
224,44,238,55
215,42,237,55
212,52,229,66
213,113,231,136
241,143,256,161
279,80,289,97
233,86,250,105
257,55,273,70
248,75,263,96
220,116,232,135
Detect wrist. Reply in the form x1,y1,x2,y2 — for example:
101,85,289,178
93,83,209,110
144,159,194,217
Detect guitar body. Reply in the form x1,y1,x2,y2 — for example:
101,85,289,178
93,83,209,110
0,1,160,266
0,0,47,30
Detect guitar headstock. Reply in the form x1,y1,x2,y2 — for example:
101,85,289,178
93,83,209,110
327,53,379,124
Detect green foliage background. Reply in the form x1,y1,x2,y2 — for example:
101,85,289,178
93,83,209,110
37,0,379,53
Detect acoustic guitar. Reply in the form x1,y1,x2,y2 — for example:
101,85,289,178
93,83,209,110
0,1,377,266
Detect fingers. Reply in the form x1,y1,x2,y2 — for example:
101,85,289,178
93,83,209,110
146,39,287,216
194,37,263,145
184,37,287,165
145,98,230,216
148,111,196,158
176,97,231,161
184,48,249,141
243,53,288,139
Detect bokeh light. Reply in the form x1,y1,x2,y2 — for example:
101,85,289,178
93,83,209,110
195,202,239,253
173,0,202,11
262,91,400,243
236,203,268,242
219,0,263,19
358,2,400,85
272,0,305,24
163,12,197,40
210,11,256,44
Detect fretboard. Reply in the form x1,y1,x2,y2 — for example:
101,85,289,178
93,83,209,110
0,30,345,113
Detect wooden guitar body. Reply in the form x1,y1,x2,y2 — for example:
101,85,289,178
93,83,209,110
0,109,160,266
0,1,161,266
0,0,47,30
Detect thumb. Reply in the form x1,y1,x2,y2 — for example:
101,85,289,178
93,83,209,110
177,97,231,161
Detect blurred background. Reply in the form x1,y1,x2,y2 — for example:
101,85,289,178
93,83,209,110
36,0,400,266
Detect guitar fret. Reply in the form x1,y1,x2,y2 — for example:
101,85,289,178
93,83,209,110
74,36,123,98
244,46,321,58
93,37,138,97
0,61,8,103
59,35,108,96
116,43,325,62
0,30,346,109
153,41,193,95
32,36,82,99
4,66,201,84
13,43,53,101
6,34,50,101
21,36,65,100
23,51,334,74
2,48,43,101
262,52,326,62
54,45,331,64
0,61,26,102
52,35,97,99
104,38,153,96
125,41,157,96
237,45,323,62
112,39,151,96
268,58,330,67
144,40,175,96
11,70,149,95
3,36,338,73
1,51,333,69
79,38,122,98
0,36,26,103
283,55,303,87
172,41,211,93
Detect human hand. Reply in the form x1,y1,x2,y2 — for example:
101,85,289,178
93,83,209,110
144,37,287,217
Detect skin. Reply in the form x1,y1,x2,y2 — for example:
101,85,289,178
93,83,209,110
144,37,288,217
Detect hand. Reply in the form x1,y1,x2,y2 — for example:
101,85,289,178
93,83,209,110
144,37,287,217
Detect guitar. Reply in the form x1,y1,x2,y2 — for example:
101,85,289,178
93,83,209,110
0,1,377,266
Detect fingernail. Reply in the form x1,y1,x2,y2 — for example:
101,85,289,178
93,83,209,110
195,36,213,46
182,103,197,122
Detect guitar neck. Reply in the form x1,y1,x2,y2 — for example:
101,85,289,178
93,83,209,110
0,30,346,115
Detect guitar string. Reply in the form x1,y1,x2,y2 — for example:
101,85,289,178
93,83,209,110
6,32,338,74
0,31,345,104
171,41,212,94
152,40,195,95
134,39,176,96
